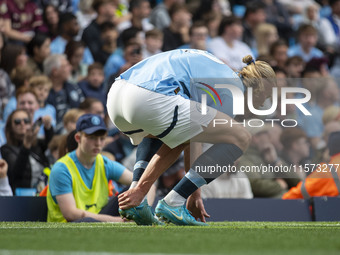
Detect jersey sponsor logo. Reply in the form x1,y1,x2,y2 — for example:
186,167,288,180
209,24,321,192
85,203,97,210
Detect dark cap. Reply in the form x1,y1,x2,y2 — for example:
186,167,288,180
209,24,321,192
76,114,107,134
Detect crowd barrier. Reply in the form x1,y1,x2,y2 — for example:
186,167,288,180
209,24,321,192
0,197,339,222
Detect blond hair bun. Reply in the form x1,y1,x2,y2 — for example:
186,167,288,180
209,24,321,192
242,55,254,65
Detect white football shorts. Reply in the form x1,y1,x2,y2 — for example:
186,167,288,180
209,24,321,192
107,79,217,149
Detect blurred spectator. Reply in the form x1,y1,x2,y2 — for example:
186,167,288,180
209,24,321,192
97,21,119,65
38,0,73,13
322,105,340,125
78,97,105,120
299,2,336,51
262,0,292,42
142,28,163,58
26,33,51,75
82,0,117,63
44,54,85,134
117,0,154,33
2,66,34,123
318,120,340,162
104,27,142,80
238,124,301,198
319,0,340,49
0,33,14,122
285,56,305,79
1,109,53,193
118,42,143,75
16,86,54,142
200,171,253,199
47,114,132,222
203,12,222,39
50,12,94,65
75,0,98,39
287,24,324,62
62,108,84,133
269,40,288,69
46,134,64,164
280,127,310,179
78,63,107,108
0,0,44,44
65,40,88,83
209,16,253,70
179,21,209,51
193,0,230,22
162,3,191,51
39,4,59,40
305,57,330,77
299,73,339,149
283,131,340,199
118,26,144,48
301,67,323,102
199,143,253,199
242,1,267,49
0,44,28,76
254,23,278,57
150,0,181,30
29,76,57,137
277,0,316,15
0,159,13,196
16,87,40,120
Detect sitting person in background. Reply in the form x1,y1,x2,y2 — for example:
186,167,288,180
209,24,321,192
16,87,54,139
62,108,85,133
237,124,301,198
287,24,323,62
208,16,253,71
78,98,105,120
44,54,85,134
29,76,57,138
0,159,13,196
178,21,210,51
2,66,34,123
197,143,253,199
142,28,163,58
279,127,311,179
0,0,44,44
78,63,107,109
47,114,133,222
283,131,340,199
45,135,64,165
65,40,88,84
1,109,53,194
26,33,51,76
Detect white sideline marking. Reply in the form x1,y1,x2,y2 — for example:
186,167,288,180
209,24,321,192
0,250,203,255
0,223,339,229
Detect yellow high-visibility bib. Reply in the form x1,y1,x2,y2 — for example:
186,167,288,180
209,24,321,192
47,153,109,222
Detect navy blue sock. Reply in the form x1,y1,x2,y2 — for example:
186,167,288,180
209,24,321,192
133,138,163,182
173,144,243,199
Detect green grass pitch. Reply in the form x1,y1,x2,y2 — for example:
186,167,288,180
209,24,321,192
0,222,339,255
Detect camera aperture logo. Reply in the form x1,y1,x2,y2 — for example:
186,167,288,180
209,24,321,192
198,82,222,115
199,83,312,128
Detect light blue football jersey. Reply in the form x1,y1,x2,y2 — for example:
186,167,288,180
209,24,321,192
118,49,245,117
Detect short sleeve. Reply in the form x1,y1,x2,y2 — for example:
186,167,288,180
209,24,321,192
49,162,73,201
103,156,126,182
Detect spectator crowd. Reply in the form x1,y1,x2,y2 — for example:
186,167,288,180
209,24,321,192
0,0,340,220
